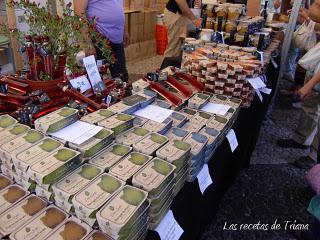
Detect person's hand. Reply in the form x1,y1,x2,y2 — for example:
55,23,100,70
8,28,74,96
192,18,202,29
274,0,281,10
298,85,313,101
124,31,130,48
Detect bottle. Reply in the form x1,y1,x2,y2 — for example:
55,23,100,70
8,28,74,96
242,31,250,47
227,29,236,45
33,36,45,80
40,36,54,79
254,34,265,61
24,35,35,79
261,1,268,21
212,16,224,43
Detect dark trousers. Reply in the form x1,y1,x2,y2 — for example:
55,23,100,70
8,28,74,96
95,41,128,82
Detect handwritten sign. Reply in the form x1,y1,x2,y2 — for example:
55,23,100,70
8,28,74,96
201,102,230,116
134,105,173,123
83,55,105,92
226,129,238,153
155,210,184,240
69,75,91,93
197,164,213,194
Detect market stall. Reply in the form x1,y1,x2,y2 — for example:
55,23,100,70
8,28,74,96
0,1,285,240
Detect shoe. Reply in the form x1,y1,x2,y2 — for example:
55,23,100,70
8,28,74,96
293,156,316,170
277,139,309,149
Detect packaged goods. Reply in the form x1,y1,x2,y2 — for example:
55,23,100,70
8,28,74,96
68,128,114,159
107,102,133,114
96,185,149,239
9,205,68,240
180,108,197,120
170,112,188,128
46,217,92,240
0,124,30,146
81,109,115,124
165,128,189,141
142,118,173,135
34,107,78,134
98,114,135,136
0,115,17,132
132,116,149,126
132,158,176,198
133,133,168,156
0,194,47,237
72,174,125,226
13,138,63,174
35,185,55,203
53,164,103,211
84,230,112,240
27,147,81,186
0,185,29,214
116,127,150,147
89,144,132,172
0,130,44,164
0,174,13,191
188,93,210,110
109,152,152,182
206,115,229,132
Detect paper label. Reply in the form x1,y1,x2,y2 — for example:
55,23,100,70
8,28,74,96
29,152,65,177
69,75,92,93
83,55,104,92
51,121,103,145
226,129,238,152
260,87,272,95
134,105,173,123
197,164,213,194
201,102,230,116
247,77,266,90
155,210,184,240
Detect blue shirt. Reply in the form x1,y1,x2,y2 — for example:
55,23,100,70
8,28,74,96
87,0,125,44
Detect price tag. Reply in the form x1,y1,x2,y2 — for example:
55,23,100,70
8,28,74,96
260,87,272,95
271,57,278,69
155,210,184,240
247,76,266,90
226,129,238,153
83,55,105,92
69,75,91,93
197,164,213,194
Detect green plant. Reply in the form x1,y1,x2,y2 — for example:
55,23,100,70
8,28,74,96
0,0,114,80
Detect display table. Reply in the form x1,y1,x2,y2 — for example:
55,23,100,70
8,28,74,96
146,57,280,240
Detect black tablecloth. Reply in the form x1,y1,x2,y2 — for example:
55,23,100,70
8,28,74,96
147,58,280,240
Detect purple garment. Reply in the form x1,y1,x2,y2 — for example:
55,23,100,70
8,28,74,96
87,0,125,44
306,164,320,195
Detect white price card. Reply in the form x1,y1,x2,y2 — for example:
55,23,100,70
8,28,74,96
83,55,103,89
226,129,238,153
155,210,184,240
134,105,173,123
260,87,272,95
51,121,103,145
201,102,230,116
197,164,213,195
69,75,91,93
271,57,278,69
247,77,266,90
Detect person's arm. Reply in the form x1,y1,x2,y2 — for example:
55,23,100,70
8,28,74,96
74,0,88,16
175,0,202,28
298,72,320,100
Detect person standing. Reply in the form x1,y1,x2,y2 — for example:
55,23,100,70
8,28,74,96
163,0,202,58
74,0,129,81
